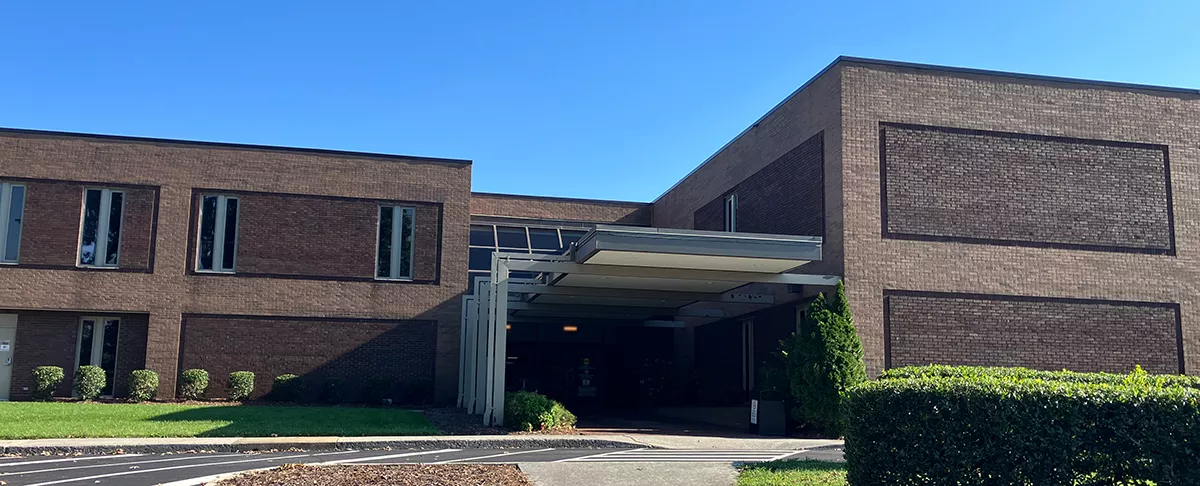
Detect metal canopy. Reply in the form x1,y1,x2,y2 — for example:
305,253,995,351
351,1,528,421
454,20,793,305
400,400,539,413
458,224,840,426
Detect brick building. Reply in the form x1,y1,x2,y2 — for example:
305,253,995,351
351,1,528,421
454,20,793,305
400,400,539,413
1,57,1195,416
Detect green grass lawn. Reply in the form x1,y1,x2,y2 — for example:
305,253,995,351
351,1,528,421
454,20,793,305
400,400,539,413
0,402,440,439
738,460,847,486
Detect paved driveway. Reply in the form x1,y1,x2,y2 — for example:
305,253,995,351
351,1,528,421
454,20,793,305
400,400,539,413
0,446,843,485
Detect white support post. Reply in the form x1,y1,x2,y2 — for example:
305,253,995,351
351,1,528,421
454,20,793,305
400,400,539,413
488,259,510,427
472,282,490,415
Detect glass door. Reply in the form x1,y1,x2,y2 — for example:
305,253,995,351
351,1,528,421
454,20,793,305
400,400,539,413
77,318,120,396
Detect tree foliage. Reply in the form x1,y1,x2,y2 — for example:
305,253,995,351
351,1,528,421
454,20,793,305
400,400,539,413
785,281,866,437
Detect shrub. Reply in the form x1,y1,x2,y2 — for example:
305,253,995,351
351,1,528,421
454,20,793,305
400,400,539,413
31,366,65,401
268,374,302,402
402,379,434,405
321,378,346,404
883,364,1200,388
228,371,255,401
73,365,107,400
362,377,395,405
179,369,210,400
128,369,159,402
504,390,576,432
785,281,866,437
843,371,1200,485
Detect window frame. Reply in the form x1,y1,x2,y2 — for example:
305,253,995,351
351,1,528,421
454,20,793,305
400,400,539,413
0,182,25,264
195,194,241,274
77,187,126,268
375,205,417,281
724,193,738,232
73,316,121,398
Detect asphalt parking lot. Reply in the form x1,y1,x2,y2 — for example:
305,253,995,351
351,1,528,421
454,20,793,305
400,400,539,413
0,446,843,485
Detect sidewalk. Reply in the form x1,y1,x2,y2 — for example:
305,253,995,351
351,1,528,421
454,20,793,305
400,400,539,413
0,434,843,455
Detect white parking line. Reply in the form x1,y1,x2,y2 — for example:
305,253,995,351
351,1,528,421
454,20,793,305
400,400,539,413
0,454,145,468
430,448,555,464
768,449,809,461
0,453,243,476
555,448,645,462
313,449,460,465
21,450,355,486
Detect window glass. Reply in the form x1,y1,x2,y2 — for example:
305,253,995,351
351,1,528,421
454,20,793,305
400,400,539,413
376,206,394,278
100,319,119,395
222,198,238,270
376,206,416,280
469,225,495,247
197,195,237,272
495,226,528,249
469,247,493,271
3,185,24,262
198,196,217,270
560,230,586,248
105,192,123,265
528,228,560,250
80,189,102,265
77,320,95,369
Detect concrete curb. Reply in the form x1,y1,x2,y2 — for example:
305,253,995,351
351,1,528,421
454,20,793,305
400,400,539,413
0,435,654,455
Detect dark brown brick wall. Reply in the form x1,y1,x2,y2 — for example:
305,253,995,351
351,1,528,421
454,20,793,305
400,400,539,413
9,311,149,399
0,129,471,402
471,193,651,225
694,132,824,237
178,315,437,399
8,181,157,270
885,292,1181,374
881,123,1173,252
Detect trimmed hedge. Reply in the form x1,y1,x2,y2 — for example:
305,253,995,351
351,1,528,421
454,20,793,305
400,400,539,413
32,366,65,401
882,364,1200,388
504,391,577,432
843,372,1200,485
179,369,210,400
129,369,159,402
228,371,255,401
270,374,303,402
74,366,106,400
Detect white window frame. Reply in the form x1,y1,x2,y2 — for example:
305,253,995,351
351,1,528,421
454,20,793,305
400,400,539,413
0,183,25,264
78,188,126,268
376,206,416,281
73,316,121,398
724,193,738,232
195,194,240,273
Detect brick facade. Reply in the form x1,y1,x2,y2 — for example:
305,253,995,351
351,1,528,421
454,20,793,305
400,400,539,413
178,315,437,399
885,292,1181,374
471,192,651,225
0,130,470,402
881,123,1173,253
7,311,148,400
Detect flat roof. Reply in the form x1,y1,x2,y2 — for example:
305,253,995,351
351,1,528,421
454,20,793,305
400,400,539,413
0,126,473,166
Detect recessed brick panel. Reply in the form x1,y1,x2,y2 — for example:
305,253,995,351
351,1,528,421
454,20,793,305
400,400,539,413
9,311,149,399
191,191,441,282
179,315,437,399
881,123,1173,253
885,291,1182,374
694,132,824,237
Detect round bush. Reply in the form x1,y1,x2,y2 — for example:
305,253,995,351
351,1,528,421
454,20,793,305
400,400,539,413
321,378,346,404
74,365,106,400
179,369,210,400
270,374,302,402
504,391,577,432
32,366,65,401
362,377,395,405
129,369,159,402
228,371,255,401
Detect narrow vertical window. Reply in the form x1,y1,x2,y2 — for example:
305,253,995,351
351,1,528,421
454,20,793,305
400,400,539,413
376,206,415,280
196,195,239,272
0,183,25,263
724,193,738,232
79,188,124,267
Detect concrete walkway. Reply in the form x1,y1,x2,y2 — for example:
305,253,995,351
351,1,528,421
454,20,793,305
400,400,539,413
521,462,738,486
0,434,842,455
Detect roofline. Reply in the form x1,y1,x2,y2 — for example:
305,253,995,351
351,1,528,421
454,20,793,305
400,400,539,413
472,191,650,206
651,55,1200,204
0,126,473,165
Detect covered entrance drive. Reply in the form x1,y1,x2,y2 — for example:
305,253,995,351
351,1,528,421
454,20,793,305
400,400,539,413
458,225,839,426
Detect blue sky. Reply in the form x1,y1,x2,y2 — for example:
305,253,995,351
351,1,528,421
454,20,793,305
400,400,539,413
2,1,1197,202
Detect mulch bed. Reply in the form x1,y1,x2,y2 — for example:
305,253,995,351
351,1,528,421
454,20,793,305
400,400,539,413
213,464,533,486
422,408,506,435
